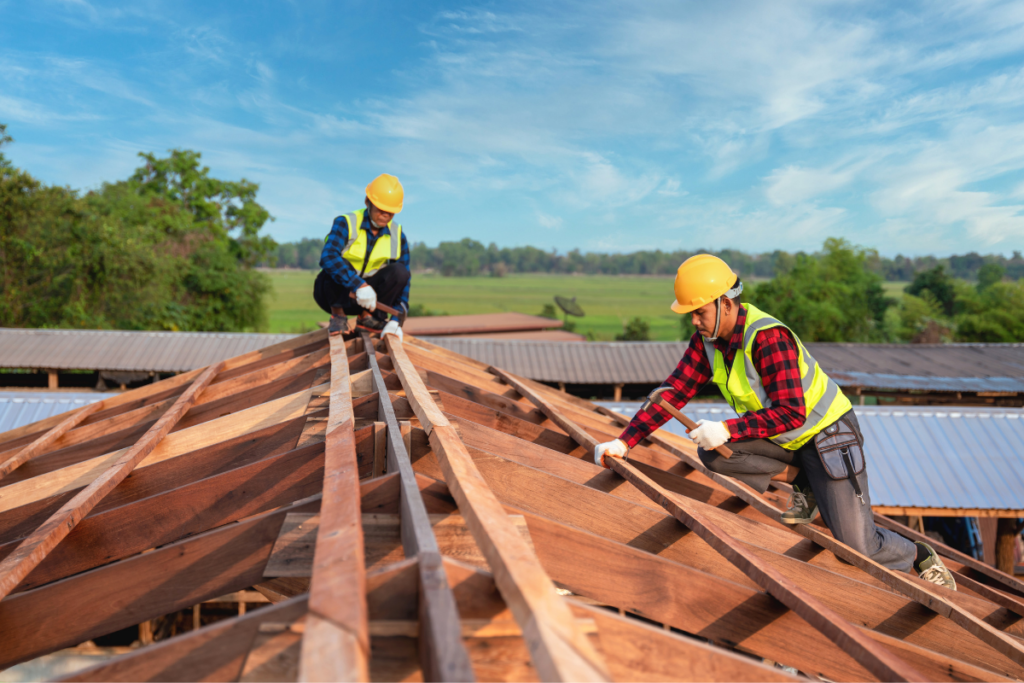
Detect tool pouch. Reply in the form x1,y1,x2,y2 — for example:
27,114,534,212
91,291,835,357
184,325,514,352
813,416,865,481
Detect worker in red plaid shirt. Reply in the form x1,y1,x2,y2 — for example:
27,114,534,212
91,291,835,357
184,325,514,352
594,255,956,589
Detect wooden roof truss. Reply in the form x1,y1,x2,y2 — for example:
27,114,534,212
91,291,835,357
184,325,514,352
0,329,1022,681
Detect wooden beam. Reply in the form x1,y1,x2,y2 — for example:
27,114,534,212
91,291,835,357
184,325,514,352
523,509,1013,683
0,401,103,480
361,331,475,682
608,456,925,682
61,596,309,682
1,442,324,592
451,441,1024,670
383,334,610,682
596,410,1024,670
0,361,223,601
301,334,368,682
490,367,600,453
0,497,311,669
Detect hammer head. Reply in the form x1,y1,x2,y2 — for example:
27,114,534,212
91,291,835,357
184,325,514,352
640,386,670,412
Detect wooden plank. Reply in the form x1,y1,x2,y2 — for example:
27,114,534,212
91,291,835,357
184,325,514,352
490,367,599,452
0,384,319,517
0,362,223,601
301,333,368,682
386,336,448,434
62,596,309,682
361,330,475,683
608,456,925,682
448,445,1024,675
384,334,610,682
0,499,310,669
0,402,104,480
2,444,323,592
597,408,1024,671
524,511,1012,683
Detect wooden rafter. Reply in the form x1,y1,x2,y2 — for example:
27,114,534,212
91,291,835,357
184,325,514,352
360,331,474,681
0,401,105,480
592,402,1024,670
384,334,610,682
608,456,925,682
0,361,223,601
300,334,369,682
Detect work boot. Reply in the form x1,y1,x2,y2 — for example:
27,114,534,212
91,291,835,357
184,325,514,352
356,312,386,332
328,314,347,336
781,485,818,525
915,541,957,591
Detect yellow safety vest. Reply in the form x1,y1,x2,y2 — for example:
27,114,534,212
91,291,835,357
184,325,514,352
328,209,403,277
705,304,852,450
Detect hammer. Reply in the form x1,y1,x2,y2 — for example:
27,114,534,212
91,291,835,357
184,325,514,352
642,387,733,458
349,291,401,318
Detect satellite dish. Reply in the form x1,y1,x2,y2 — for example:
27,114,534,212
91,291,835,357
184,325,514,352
554,296,585,318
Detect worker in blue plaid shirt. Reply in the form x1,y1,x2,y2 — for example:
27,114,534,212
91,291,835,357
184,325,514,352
314,174,411,338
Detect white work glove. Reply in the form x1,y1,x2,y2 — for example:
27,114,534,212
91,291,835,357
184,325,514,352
593,439,628,469
689,420,730,450
355,284,377,311
382,319,403,340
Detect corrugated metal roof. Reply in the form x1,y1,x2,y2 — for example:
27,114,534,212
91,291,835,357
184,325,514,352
0,329,297,373
425,338,1024,392
598,402,1024,511
0,391,106,433
404,313,563,336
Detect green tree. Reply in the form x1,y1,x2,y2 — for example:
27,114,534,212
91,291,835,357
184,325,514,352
748,238,891,342
977,262,1005,291
906,266,956,316
616,317,651,341
0,128,274,331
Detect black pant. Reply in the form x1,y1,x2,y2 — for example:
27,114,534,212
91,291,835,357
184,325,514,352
313,263,410,318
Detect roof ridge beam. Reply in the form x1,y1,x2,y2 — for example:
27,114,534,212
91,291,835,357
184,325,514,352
383,334,610,682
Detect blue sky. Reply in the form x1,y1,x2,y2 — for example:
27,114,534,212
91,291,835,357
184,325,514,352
3,1,1024,256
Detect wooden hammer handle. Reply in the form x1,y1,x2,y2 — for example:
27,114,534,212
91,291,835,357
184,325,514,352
349,291,400,318
651,395,733,459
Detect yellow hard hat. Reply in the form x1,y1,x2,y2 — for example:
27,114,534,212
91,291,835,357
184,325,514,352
365,173,404,214
670,254,739,314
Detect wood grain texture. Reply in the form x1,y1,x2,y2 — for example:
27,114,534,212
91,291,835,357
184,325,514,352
61,596,309,682
385,336,610,682
301,333,368,683
490,367,600,453
0,499,310,669
609,456,925,683
0,401,104,480
362,330,475,683
0,361,223,601
599,405,1024,673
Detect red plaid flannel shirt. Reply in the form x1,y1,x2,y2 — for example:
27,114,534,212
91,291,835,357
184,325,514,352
619,305,807,448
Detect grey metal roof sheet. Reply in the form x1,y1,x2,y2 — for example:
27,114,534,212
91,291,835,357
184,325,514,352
0,392,106,433
0,329,298,373
425,338,1024,392
599,402,1024,511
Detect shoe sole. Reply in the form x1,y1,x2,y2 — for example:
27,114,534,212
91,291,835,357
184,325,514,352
781,507,819,525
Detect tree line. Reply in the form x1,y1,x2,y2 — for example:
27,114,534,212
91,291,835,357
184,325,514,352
0,124,275,332
268,235,1024,282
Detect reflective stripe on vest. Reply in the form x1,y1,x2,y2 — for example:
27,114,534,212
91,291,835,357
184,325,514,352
703,303,852,450
326,209,402,277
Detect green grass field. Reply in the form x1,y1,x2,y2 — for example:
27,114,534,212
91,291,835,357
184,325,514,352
263,269,911,340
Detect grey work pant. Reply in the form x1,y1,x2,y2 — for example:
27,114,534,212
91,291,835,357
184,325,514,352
698,412,917,572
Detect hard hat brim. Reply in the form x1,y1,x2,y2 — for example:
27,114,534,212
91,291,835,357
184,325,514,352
367,198,403,214
671,299,703,315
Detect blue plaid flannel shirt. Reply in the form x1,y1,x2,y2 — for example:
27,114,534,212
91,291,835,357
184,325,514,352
319,212,411,314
